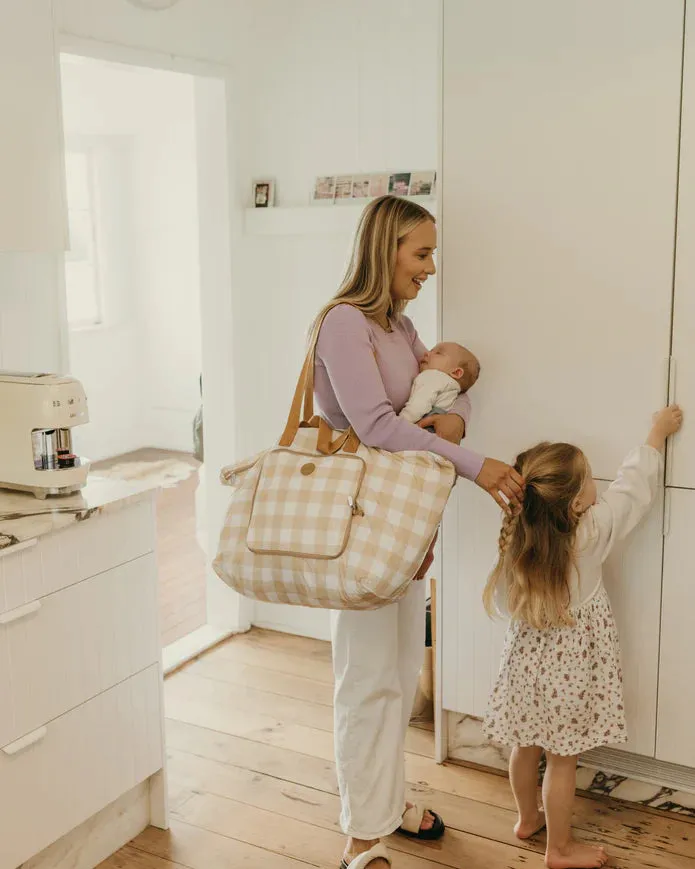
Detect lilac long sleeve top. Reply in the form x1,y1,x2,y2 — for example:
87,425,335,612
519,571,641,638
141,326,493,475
314,304,485,480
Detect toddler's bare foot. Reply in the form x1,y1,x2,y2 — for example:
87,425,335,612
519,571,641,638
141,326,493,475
514,809,546,840
545,840,608,869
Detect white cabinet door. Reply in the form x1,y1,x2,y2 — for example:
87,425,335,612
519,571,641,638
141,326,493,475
668,6,695,489
599,481,663,757
656,488,695,766
441,0,681,481
0,0,67,252
441,484,506,717
442,479,664,757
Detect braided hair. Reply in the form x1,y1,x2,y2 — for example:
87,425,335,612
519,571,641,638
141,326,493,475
498,506,521,557
483,442,588,629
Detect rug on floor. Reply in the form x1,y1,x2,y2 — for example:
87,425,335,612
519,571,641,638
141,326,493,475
93,458,196,489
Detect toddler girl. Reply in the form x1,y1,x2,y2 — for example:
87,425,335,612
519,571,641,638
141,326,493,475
483,405,683,869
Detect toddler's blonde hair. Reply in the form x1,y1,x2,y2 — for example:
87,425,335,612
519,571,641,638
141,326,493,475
483,442,588,630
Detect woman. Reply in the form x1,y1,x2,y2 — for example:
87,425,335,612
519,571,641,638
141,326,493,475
313,195,524,869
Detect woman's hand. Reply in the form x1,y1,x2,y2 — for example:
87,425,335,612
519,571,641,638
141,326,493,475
475,458,525,513
418,414,465,444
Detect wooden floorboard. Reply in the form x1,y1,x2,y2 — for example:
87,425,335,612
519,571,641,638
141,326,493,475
164,671,434,758
102,628,695,868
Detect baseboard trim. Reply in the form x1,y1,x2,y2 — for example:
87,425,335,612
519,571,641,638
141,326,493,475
582,747,695,795
22,783,150,869
445,711,695,814
163,623,247,675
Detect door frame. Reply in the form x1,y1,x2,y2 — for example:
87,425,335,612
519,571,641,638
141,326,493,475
57,34,253,657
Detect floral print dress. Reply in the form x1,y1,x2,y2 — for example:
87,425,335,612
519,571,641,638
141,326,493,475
483,445,662,757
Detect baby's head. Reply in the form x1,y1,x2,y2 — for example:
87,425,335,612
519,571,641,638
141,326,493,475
420,342,480,392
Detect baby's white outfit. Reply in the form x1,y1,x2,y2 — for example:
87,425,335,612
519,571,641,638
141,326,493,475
398,369,460,424
484,445,661,756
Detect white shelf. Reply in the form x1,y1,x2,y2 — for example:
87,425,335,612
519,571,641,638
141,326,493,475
244,199,436,237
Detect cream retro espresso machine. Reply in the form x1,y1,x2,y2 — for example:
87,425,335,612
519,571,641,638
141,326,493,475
0,371,90,499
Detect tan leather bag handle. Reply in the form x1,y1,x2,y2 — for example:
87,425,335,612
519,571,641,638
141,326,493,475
278,304,360,455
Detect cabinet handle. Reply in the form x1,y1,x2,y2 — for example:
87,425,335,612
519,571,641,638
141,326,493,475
0,600,41,626
2,726,47,756
663,490,672,538
0,538,37,560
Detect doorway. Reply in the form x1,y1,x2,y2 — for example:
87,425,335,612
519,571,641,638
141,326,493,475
58,47,244,661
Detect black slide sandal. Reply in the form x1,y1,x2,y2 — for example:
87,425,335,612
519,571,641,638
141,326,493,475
396,804,446,840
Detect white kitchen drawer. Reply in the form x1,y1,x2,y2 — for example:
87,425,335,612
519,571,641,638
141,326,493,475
0,553,159,750
0,665,162,869
0,497,155,616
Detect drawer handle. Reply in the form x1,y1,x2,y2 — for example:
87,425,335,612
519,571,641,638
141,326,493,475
0,538,38,560
2,726,47,756
0,600,42,626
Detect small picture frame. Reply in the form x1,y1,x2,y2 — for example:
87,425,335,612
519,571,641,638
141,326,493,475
313,176,336,204
369,173,390,198
389,172,411,196
334,175,353,203
409,171,436,198
253,179,275,208
351,174,371,199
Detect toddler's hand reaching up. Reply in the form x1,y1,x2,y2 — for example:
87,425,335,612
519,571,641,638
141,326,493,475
647,405,683,451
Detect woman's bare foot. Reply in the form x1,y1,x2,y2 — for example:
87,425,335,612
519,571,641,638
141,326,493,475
342,839,389,868
545,841,608,869
514,809,546,840
405,801,435,831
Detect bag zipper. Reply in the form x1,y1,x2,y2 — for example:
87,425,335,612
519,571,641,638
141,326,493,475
348,496,364,517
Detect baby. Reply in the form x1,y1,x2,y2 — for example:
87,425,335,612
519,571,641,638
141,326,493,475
399,342,480,425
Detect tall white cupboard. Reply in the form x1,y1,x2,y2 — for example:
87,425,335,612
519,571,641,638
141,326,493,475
440,0,695,779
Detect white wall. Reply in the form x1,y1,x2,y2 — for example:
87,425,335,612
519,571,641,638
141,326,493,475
231,1,441,638
216,0,441,469
0,253,66,373
60,56,202,460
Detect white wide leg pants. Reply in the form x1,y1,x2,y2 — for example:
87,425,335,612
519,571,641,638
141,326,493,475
330,579,426,838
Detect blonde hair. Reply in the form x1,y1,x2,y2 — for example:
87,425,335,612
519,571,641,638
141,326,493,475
310,195,435,340
483,442,588,630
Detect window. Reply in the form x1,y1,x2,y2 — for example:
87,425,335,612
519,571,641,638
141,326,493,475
64,149,103,328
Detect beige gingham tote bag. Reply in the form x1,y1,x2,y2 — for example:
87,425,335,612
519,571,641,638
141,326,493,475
212,306,457,610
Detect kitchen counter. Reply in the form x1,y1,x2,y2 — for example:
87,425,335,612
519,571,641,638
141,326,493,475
0,476,158,550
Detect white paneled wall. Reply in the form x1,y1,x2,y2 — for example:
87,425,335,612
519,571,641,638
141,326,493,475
231,1,441,638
